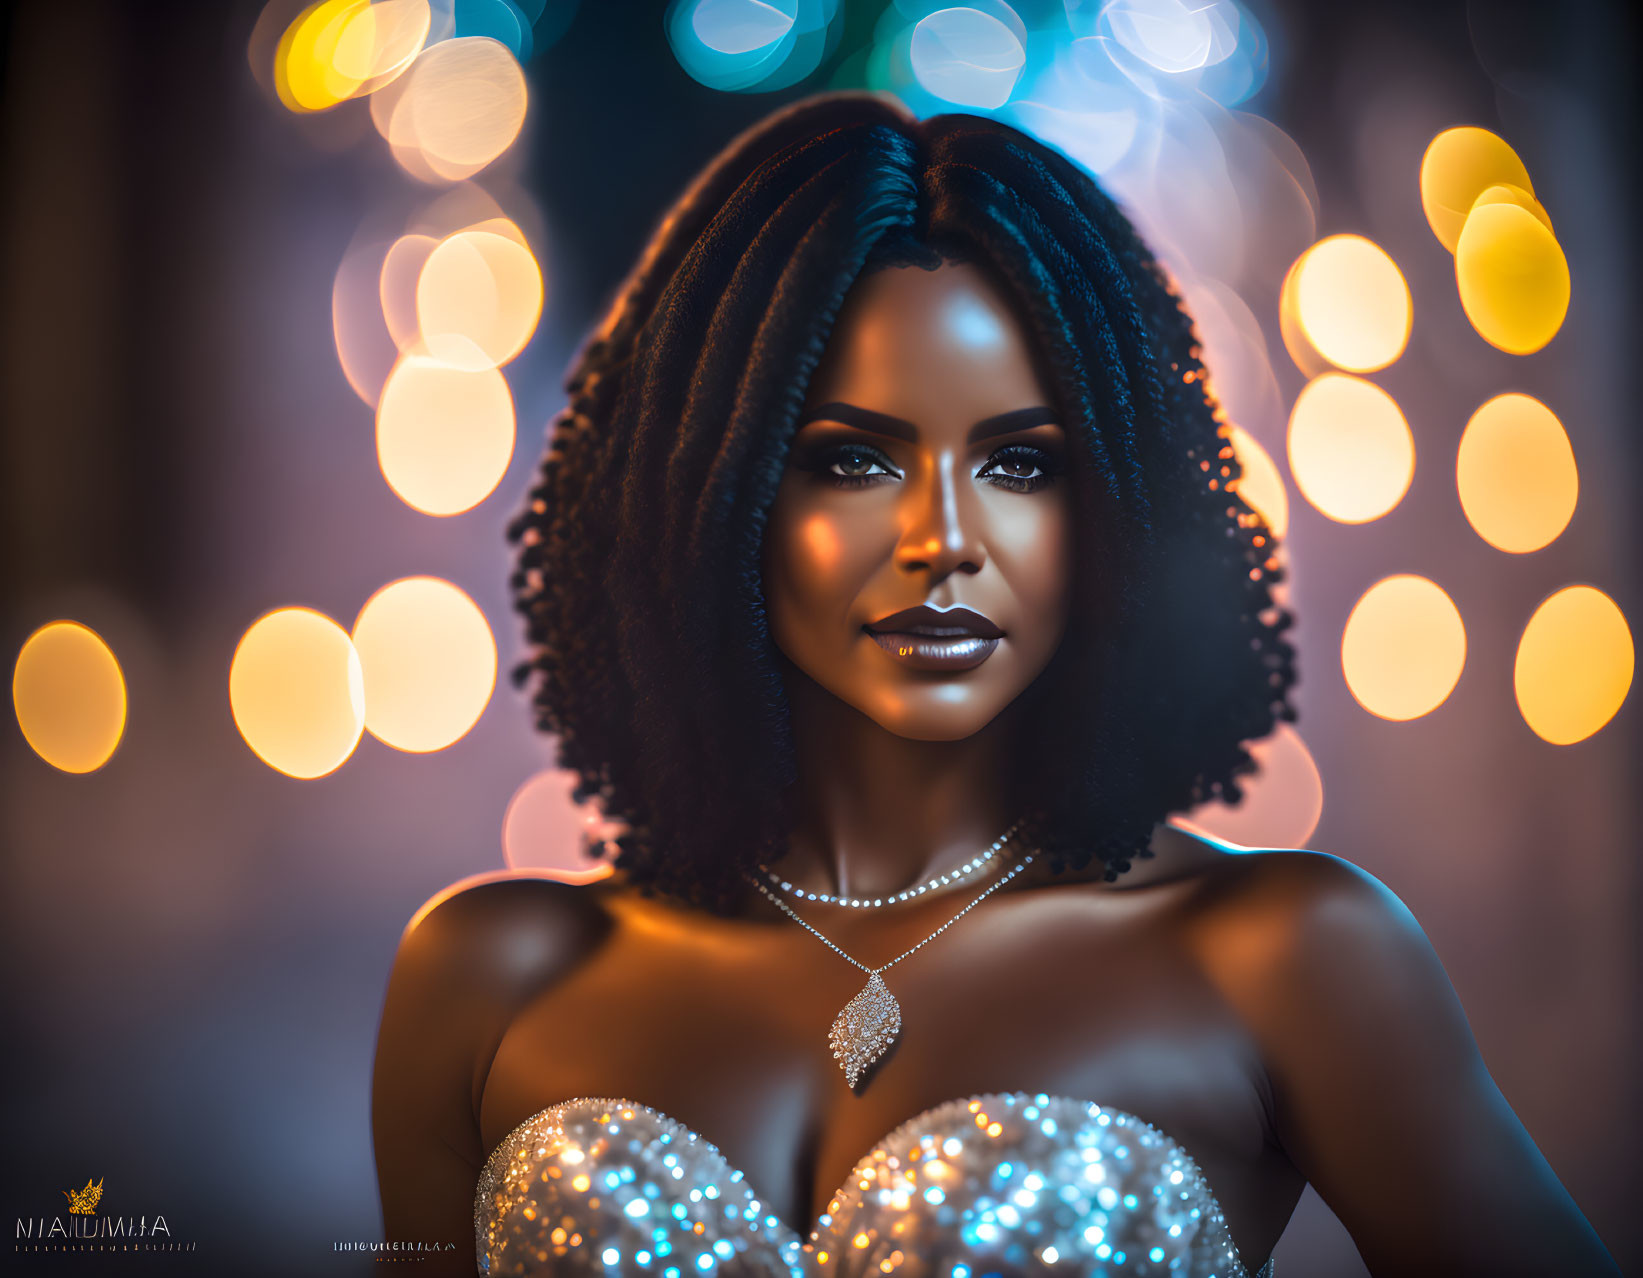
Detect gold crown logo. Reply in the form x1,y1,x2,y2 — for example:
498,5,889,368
63,1177,103,1215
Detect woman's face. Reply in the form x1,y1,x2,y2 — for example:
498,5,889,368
762,260,1074,741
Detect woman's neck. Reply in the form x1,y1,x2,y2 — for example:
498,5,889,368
759,669,1021,902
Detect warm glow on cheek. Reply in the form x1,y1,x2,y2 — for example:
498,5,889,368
767,500,860,662
797,511,845,578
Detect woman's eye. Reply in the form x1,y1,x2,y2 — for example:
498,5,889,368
989,456,1041,480
810,446,896,488
979,446,1059,493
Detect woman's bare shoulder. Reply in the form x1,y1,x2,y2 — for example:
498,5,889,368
393,870,617,997
1157,826,1438,999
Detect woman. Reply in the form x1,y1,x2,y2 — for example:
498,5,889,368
372,94,1619,1276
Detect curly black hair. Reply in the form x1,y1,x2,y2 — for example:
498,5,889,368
505,92,1298,916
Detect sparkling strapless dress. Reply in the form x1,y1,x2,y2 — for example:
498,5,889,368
475,1092,1273,1277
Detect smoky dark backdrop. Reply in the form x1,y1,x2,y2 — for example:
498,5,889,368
2,1,1637,1274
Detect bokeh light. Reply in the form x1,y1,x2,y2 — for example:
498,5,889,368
369,35,527,183
351,576,497,752
455,0,534,60
1287,373,1414,524
665,0,841,93
380,232,439,350
695,0,796,52
1456,393,1578,554
229,607,366,778
1103,0,1240,75
333,0,432,94
1419,125,1533,254
275,0,371,113
415,224,543,369
1470,182,1552,235
1174,723,1323,850
1225,423,1288,540
12,622,127,774
375,354,515,514
1279,235,1411,375
332,237,400,406
1341,575,1467,721
1455,199,1570,355
909,7,1027,110
502,768,620,880
265,0,435,112
1514,586,1634,745
1064,0,1265,105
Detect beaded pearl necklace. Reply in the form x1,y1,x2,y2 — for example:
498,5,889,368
754,819,1022,909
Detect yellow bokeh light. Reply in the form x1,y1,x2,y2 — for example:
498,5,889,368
229,607,365,778
12,621,127,774
416,226,544,370
1225,424,1289,540
1341,575,1467,721
1514,586,1633,745
351,576,497,752
271,0,430,112
369,36,527,184
1456,393,1578,554
275,0,370,113
1279,235,1411,375
1419,126,1533,253
1470,183,1552,235
376,354,515,514
1287,373,1414,524
331,0,431,95
1455,201,1570,355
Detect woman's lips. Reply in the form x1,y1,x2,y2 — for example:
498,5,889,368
864,629,1000,671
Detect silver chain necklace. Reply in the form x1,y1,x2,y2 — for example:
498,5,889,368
754,819,1022,908
744,849,1037,1088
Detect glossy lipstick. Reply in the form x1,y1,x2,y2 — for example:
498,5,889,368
863,605,1003,673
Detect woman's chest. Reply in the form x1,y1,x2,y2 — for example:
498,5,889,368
478,891,1293,1255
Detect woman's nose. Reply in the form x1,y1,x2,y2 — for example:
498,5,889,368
893,451,985,580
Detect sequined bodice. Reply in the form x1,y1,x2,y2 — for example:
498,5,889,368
475,1092,1273,1276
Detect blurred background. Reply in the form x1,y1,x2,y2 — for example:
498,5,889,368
2,0,1637,1273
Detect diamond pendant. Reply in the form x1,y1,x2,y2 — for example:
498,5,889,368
828,971,902,1088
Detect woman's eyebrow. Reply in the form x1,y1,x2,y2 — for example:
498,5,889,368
799,401,1059,443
